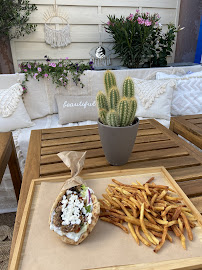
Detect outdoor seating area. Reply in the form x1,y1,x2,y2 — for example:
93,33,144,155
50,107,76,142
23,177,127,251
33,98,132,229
0,0,202,269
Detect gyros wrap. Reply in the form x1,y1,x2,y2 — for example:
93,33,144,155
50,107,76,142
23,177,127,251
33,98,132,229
49,151,100,245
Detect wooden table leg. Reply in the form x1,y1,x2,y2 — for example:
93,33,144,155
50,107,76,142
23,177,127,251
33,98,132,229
8,136,22,201
0,133,12,183
9,130,42,268
169,118,177,134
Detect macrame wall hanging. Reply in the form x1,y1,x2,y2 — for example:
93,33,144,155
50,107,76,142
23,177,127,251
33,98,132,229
44,0,71,48
89,25,112,67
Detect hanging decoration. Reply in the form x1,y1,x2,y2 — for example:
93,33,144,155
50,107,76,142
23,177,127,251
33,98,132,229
43,0,71,48
89,25,112,67
89,46,112,67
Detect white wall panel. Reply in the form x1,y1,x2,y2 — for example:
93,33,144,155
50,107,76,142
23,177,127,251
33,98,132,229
30,0,178,9
11,0,181,72
14,25,109,43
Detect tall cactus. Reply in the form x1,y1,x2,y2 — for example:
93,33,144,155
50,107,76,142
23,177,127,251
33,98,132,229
104,70,117,96
99,108,107,125
122,77,134,98
96,71,137,127
108,87,120,110
96,91,108,111
127,97,137,125
118,97,130,127
106,110,120,127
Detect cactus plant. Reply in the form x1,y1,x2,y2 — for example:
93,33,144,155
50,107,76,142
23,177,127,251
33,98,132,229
118,97,130,127
98,108,107,125
104,70,117,95
106,110,120,127
96,70,137,127
122,77,134,98
108,87,120,110
96,91,108,111
127,97,137,125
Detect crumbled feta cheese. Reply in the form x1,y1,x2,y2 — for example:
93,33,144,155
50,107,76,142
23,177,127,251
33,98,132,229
50,185,94,242
66,190,72,195
61,194,84,226
87,213,93,224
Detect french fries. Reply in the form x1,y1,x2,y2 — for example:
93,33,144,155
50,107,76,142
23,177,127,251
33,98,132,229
99,177,197,253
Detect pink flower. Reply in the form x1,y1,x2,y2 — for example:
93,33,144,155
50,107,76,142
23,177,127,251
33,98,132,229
59,64,62,67
136,9,140,13
37,67,42,72
28,64,31,69
137,17,145,25
44,73,48,78
65,57,69,60
144,19,152,26
24,69,27,72
33,73,38,79
106,21,114,26
127,13,134,21
49,62,56,67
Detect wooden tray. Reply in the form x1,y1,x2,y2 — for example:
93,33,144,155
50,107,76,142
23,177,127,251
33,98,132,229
10,167,202,270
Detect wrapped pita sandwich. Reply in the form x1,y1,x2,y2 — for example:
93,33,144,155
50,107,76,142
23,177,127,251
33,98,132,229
49,151,100,245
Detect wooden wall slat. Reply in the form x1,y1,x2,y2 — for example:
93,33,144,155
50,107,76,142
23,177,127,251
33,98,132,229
30,0,178,8
28,6,176,25
15,42,99,60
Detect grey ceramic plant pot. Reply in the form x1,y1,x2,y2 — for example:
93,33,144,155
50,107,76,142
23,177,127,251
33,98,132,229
98,118,139,166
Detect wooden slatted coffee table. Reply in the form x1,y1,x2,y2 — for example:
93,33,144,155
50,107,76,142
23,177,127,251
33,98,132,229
170,114,202,149
9,119,202,267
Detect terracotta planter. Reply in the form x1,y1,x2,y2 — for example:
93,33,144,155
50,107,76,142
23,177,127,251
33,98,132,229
98,118,139,166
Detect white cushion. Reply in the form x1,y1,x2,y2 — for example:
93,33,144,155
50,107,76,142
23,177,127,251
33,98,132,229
55,94,98,124
0,74,20,89
0,98,34,132
132,78,176,120
0,83,33,132
156,70,202,80
22,71,91,120
156,71,202,116
23,78,51,119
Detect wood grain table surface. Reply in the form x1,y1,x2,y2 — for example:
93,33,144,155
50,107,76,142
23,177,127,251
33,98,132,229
170,114,202,150
9,119,202,267
0,132,22,200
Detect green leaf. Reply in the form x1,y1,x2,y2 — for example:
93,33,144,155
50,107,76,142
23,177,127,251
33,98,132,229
0,0,37,39
85,205,91,213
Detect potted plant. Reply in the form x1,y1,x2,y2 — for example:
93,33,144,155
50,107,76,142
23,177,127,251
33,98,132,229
105,10,183,68
96,70,139,166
